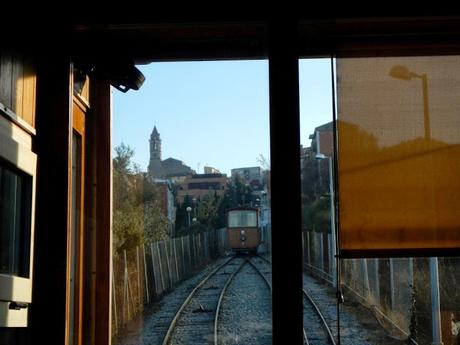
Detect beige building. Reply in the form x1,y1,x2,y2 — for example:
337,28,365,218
176,173,228,203
204,166,221,174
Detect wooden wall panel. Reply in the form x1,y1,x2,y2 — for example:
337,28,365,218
0,51,13,109
22,56,36,127
12,54,24,119
0,51,36,127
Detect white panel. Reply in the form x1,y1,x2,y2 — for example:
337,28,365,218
0,302,28,327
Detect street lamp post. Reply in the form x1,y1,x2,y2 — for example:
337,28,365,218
389,65,431,141
186,206,192,228
316,153,337,287
389,65,442,345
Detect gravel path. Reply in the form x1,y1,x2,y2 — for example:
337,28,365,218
169,257,246,345
303,273,405,345
113,256,232,345
218,261,272,345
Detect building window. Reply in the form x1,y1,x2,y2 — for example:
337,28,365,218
0,161,32,278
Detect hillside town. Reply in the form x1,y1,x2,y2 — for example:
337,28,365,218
112,126,272,252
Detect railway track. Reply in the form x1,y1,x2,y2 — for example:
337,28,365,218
161,254,274,345
162,256,247,345
247,255,272,288
256,255,336,345
303,287,336,345
215,255,272,345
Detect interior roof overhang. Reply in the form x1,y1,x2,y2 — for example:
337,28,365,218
67,15,460,63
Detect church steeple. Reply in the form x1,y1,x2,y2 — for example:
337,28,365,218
150,126,161,160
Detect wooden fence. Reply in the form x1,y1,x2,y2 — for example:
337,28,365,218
112,228,228,334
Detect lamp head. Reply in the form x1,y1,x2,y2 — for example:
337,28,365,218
389,65,416,81
315,153,327,160
80,58,145,93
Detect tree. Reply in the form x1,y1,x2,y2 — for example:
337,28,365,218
174,194,192,236
113,142,136,174
113,143,169,255
302,196,330,233
256,154,270,170
196,194,219,230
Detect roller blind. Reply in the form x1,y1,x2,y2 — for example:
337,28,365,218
337,56,460,255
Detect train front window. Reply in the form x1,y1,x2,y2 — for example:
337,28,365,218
228,210,258,228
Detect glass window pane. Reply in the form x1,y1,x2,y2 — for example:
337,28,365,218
299,57,339,344
228,210,258,227
340,256,460,345
112,61,271,345
337,56,460,254
300,55,460,345
0,161,32,278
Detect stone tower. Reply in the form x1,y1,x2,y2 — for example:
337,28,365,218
150,126,162,160
148,126,163,178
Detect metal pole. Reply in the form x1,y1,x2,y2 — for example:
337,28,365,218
420,73,440,345
328,156,337,287
421,74,431,141
390,258,396,311
430,257,443,345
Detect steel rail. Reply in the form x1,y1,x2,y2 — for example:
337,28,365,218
161,256,236,345
213,259,248,345
303,328,309,345
255,254,272,265
247,257,272,291
256,254,312,344
303,288,337,345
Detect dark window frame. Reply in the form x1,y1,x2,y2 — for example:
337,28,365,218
23,15,460,345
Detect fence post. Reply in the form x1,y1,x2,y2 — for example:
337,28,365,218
188,235,192,270
112,257,118,331
136,246,141,306
156,241,165,294
352,259,357,290
306,231,311,266
363,259,370,299
199,233,203,265
389,258,396,311
204,232,207,261
164,240,173,289
301,231,305,268
196,233,200,266
319,232,324,272
408,257,414,288
173,239,180,283
123,249,130,321
221,228,224,255
181,236,186,278
143,245,150,304
374,258,380,306
191,234,196,269
151,242,160,297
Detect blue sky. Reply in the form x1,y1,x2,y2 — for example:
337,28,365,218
113,59,332,175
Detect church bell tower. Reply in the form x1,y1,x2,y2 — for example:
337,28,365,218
150,126,162,160
148,126,163,178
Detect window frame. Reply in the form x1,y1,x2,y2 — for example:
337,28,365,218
0,107,37,327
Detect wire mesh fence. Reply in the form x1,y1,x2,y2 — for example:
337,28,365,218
112,228,228,335
302,230,414,340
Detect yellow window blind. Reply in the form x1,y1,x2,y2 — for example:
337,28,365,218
337,56,460,255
